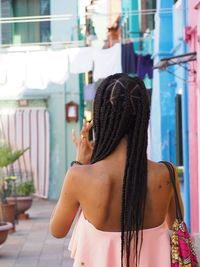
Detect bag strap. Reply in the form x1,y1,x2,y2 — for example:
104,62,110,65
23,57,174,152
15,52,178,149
159,161,183,221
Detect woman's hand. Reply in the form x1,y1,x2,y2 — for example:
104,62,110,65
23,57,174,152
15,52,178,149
72,120,93,164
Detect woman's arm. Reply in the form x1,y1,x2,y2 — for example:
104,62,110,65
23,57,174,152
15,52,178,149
166,163,184,229
50,120,93,238
49,168,79,238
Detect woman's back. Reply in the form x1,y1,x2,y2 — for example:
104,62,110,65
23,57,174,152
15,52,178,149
68,139,174,266
72,138,173,232
50,74,183,267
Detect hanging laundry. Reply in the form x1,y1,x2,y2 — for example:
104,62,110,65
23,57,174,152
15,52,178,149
84,83,95,101
93,43,122,82
45,50,69,85
137,54,153,79
26,52,49,89
69,47,94,74
0,55,7,85
26,49,69,88
0,53,26,97
121,42,137,74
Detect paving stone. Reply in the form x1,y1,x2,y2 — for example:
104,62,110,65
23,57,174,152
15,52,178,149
37,258,62,267
61,258,74,267
0,259,15,267
0,198,73,267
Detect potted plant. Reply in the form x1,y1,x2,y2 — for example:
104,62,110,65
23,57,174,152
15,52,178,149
0,178,13,245
7,179,35,220
0,140,29,230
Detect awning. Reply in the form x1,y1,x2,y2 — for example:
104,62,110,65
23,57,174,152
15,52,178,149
153,52,197,70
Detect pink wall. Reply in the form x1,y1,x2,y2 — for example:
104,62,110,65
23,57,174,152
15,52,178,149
188,0,200,232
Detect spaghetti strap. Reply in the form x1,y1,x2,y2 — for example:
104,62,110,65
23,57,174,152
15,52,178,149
159,161,183,221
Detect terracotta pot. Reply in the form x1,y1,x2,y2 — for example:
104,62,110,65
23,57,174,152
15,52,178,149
0,203,15,231
0,222,13,245
6,197,32,220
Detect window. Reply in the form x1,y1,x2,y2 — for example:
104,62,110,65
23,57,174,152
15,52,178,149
175,93,183,166
1,0,13,44
1,0,50,44
40,0,50,42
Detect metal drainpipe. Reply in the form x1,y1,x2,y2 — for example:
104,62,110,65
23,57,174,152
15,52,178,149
182,0,190,230
78,9,85,130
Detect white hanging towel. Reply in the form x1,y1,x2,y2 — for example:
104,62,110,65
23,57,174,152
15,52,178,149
0,55,7,85
45,49,69,84
93,43,122,81
25,51,49,89
0,53,26,97
68,47,94,74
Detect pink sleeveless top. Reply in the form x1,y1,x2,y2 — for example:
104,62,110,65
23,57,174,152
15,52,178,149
68,211,171,267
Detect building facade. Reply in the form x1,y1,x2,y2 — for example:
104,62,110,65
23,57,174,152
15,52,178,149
0,0,80,199
151,0,192,228
187,0,200,235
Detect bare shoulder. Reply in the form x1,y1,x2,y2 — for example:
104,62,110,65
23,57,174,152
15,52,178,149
65,164,97,189
66,163,111,195
148,159,169,176
147,160,172,187
66,164,92,183
149,160,179,186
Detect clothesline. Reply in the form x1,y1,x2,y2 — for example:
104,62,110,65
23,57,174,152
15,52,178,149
0,36,153,53
0,43,152,97
0,41,86,52
0,8,187,24
92,8,186,17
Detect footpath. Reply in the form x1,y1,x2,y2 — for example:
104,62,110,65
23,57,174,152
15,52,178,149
0,198,74,267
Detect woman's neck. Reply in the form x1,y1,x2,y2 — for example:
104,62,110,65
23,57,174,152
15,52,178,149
105,137,128,164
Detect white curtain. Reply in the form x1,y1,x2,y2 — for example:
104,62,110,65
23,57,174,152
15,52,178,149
0,108,50,198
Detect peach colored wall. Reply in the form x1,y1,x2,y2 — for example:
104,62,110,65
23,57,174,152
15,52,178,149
107,0,121,28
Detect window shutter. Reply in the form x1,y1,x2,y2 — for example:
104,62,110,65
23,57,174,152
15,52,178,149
1,0,13,44
40,0,50,42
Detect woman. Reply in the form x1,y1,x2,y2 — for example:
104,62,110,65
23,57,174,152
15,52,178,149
50,73,183,267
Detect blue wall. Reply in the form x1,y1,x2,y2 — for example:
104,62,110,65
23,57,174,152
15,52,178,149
151,0,176,163
152,0,190,227
172,0,190,228
121,0,140,50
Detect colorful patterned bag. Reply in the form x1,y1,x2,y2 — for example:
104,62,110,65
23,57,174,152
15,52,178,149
161,161,199,267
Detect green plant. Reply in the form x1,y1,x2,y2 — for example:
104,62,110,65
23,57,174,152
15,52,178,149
16,180,35,197
0,141,29,223
0,176,16,203
0,141,29,168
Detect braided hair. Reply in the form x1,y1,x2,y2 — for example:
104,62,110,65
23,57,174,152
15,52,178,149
91,73,150,267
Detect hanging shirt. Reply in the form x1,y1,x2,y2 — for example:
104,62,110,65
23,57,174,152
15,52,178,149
45,50,69,85
84,83,95,101
26,50,69,88
0,55,7,85
93,43,122,81
69,47,94,74
26,52,49,89
0,53,26,97
137,55,153,80
121,42,137,74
